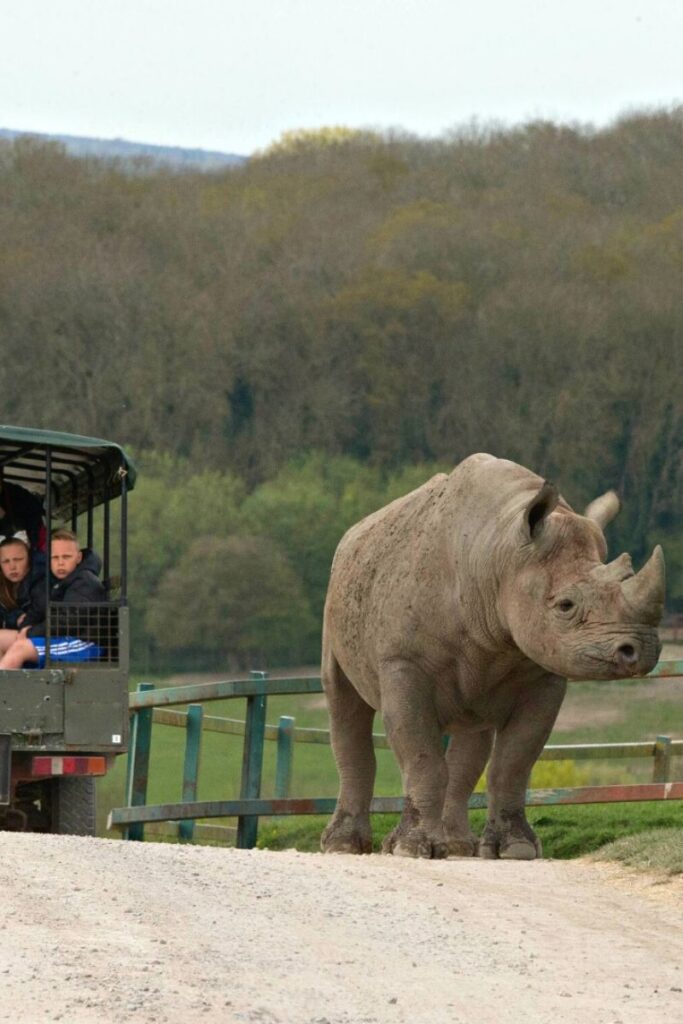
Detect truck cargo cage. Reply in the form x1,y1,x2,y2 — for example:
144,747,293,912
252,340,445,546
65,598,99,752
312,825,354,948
42,603,121,667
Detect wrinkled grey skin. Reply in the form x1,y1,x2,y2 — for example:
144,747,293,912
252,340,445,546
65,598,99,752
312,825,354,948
320,454,665,860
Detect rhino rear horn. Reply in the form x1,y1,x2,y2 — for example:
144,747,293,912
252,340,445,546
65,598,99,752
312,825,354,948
620,545,666,624
584,490,620,529
525,481,559,540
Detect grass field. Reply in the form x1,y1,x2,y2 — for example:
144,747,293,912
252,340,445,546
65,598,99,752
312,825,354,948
99,655,683,871
256,803,683,865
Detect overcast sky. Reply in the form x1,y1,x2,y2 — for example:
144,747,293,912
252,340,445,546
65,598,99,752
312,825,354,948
2,0,682,156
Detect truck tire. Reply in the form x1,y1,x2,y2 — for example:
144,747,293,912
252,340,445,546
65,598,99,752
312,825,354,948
50,776,97,836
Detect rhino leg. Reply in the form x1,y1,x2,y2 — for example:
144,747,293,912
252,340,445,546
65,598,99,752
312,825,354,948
480,676,566,860
442,728,494,857
321,653,376,854
380,664,449,859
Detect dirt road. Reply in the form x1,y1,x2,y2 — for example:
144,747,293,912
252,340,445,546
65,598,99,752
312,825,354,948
1,833,681,1024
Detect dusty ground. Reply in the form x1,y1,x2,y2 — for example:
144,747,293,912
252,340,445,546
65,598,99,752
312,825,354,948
1,834,682,1024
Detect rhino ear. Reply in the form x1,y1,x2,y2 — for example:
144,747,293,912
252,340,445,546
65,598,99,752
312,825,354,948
524,481,559,540
584,490,620,529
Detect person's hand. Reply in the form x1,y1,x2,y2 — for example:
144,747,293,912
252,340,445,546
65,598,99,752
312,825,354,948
17,613,26,626
17,626,30,639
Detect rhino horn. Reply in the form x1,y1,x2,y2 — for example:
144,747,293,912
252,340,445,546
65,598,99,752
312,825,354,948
584,490,620,529
620,545,666,624
525,481,559,540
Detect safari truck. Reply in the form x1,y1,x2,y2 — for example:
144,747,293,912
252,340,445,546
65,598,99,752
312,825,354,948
0,426,135,835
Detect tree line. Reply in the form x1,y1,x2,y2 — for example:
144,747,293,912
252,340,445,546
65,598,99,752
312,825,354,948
0,111,681,664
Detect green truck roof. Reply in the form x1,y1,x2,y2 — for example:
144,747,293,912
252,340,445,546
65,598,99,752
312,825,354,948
0,425,136,518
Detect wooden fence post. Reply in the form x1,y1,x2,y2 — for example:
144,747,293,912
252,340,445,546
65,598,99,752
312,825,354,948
653,735,672,783
236,671,268,849
178,704,203,841
123,682,155,841
275,715,295,798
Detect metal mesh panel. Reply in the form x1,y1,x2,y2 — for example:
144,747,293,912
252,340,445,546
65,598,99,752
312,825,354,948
44,603,119,666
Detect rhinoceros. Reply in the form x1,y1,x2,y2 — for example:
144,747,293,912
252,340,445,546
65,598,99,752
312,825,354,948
320,453,664,860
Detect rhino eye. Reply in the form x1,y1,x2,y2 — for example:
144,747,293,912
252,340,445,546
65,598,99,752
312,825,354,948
557,598,575,613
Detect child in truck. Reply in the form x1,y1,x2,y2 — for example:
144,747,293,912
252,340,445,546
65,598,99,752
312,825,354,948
0,534,45,631
0,528,106,669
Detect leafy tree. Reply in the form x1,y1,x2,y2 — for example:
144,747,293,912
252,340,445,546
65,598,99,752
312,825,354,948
145,535,316,667
255,126,381,158
241,455,372,621
133,457,245,650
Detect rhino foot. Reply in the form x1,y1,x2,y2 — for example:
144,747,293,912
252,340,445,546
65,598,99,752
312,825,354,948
479,811,542,861
321,813,372,855
382,826,449,859
444,834,479,858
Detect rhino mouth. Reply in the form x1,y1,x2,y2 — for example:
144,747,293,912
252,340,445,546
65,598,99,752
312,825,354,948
576,633,661,680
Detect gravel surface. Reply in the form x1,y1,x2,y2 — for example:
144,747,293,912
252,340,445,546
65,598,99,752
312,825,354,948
1,833,681,1024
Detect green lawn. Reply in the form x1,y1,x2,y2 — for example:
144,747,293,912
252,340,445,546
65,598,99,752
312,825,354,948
257,803,683,865
554,679,683,746
593,827,683,875
550,677,683,785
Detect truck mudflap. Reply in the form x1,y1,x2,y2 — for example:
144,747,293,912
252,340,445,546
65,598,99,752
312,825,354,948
0,734,10,805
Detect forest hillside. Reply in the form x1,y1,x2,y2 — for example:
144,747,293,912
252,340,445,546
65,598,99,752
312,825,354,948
1,112,681,667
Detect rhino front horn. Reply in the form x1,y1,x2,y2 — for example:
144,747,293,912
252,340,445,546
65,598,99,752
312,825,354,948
621,545,666,624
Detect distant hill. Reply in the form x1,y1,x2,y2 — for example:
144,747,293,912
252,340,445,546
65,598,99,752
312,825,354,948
0,128,246,171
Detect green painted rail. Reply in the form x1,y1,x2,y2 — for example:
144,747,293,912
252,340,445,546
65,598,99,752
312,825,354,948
109,660,683,847
128,675,323,709
109,783,683,830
